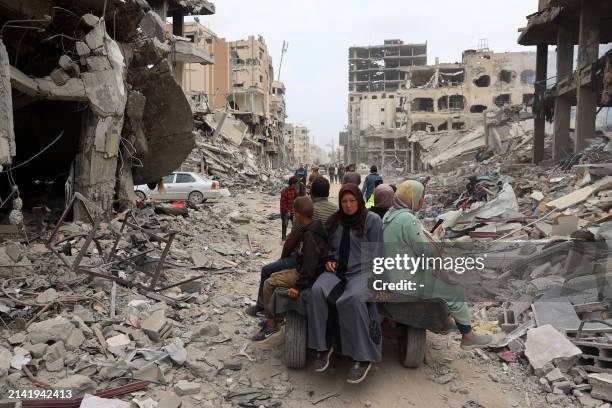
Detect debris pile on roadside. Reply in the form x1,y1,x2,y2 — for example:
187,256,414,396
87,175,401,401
177,111,289,194
0,191,289,407
413,123,612,406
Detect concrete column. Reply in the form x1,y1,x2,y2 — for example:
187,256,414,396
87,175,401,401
0,40,15,165
575,0,600,152
172,12,185,86
533,43,548,163
553,21,574,160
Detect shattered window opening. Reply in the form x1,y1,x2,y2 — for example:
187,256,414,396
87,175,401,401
412,122,434,132
470,104,488,113
520,69,536,85
522,93,534,105
494,94,512,107
411,98,434,112
473,75,491,87
499,69,516,83
438,95,465,112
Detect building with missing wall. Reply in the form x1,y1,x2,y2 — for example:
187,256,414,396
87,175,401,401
343,39,536,170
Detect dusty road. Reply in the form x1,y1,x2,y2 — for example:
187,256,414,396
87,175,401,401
208,179,539,408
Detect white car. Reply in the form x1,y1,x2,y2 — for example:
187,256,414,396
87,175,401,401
134,172,230,204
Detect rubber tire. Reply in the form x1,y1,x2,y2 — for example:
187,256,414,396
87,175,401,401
188,191,204,204
399,325,426,368
135,190,146,201
284,311,307,368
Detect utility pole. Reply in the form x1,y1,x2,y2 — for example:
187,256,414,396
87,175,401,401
277,41,289,81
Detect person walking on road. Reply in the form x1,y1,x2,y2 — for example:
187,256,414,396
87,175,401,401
279,177,299,241
362,165,383,202
328,164,336,184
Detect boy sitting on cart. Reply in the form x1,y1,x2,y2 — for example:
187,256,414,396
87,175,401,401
253,197,328,341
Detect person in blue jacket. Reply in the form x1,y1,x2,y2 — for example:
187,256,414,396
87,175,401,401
362,165,383,201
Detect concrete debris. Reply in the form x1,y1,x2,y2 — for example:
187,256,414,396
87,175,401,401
27,316,76,344
589,374,612,402
0,347,13,377
106,333,131,355
173,379,200,396
36,287,58,304
44,341,66,372
162,338,187,365
157,392,182,408
7,332,26,345
54,375,97,397
132,398,159,408
141,308,171,342
524,324,582,376
80,394,131,408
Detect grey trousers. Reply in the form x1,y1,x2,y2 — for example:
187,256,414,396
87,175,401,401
307,272,382,363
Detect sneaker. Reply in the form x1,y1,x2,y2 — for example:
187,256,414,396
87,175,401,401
347,361,372,384
251,324,279,342
245,304,264,317
460,333,493,350
313,347,334,372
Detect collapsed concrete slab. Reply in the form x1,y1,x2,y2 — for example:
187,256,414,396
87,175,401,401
524,324,582,375
131,66,195,185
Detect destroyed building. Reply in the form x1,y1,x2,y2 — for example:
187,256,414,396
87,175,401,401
285,124,310,165
309,144,328,166
167,20,230,111
518,0,612,163
171,28,290,168
0,0,215,224
343,39,536,169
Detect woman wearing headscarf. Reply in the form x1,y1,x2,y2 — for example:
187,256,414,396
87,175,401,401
368,184,394,219
307,184,382,384
381,180,492,350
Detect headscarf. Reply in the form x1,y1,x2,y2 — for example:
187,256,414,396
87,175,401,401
373,184,394,209
394,180,425,211
326,183,367,237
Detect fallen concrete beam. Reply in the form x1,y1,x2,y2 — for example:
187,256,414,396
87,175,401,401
10,66,88,102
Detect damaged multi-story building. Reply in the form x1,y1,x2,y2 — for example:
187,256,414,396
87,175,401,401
342,39,537,169
0,0,215,224
518,0,612,163
285,124,310,165
170,25,290,168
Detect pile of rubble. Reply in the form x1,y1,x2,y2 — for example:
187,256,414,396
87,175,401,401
410,124,612,406
0,192,288,407
178,112,289,194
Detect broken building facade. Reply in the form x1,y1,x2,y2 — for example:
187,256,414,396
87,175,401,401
285,124,310,165
0,0,215,223
171,27,291,168
342,39,536,170
518,0,612,163
168,20,229,111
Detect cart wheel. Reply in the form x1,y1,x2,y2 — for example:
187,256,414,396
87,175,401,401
284,311,307,368
399,325,426,368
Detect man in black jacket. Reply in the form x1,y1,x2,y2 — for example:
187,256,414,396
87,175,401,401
253,196,328,341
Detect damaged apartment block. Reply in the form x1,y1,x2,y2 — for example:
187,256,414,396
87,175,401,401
0,0,215,225
343,39,537,171
172,25,291,169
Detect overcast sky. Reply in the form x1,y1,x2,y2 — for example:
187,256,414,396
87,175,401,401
199,0,537,150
